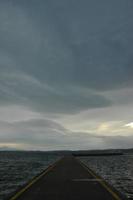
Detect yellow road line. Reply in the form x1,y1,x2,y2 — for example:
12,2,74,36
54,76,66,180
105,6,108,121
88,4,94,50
10,157,63,200
76,158,122,200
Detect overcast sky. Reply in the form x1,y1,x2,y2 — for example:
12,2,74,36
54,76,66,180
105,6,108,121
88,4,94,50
0,0,133,150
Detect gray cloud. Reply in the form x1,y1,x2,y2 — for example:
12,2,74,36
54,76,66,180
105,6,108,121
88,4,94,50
0,0,133,92
102,135,133,149
0,72,111,113
1,118,133,150
0,0,133,150
0,118,69,144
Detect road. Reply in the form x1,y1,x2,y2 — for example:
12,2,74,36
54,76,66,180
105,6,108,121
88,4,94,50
9,156,123,200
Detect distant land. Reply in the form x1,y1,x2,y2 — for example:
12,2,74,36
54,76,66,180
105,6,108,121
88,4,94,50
0,147,133,155
0,146,19,151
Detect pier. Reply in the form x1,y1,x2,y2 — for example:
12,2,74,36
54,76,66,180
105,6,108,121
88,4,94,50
9,156,123,200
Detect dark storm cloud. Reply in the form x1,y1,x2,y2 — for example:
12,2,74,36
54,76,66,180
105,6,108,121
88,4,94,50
0,0,133,115
21,0,133,90
0,0,133,85
0,71,111,113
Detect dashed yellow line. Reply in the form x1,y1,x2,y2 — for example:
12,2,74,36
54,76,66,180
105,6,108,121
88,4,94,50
76,158,122,200
10,157,63,200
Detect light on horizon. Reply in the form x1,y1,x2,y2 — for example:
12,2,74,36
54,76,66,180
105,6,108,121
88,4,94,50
125,122,133,128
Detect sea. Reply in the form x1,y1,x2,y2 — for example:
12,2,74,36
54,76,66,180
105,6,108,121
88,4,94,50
0,151,60,200
79,154,133,200
0,152,133,200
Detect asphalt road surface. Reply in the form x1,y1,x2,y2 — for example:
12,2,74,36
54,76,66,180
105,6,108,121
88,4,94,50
9,156,123,200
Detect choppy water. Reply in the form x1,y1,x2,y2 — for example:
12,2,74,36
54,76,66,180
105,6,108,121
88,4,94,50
80,154,133,200
0,151,60,200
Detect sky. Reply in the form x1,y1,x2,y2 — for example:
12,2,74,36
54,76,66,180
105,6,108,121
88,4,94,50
0,0,133,150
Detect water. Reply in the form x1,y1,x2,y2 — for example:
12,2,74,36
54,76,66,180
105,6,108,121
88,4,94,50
79,154,133,200
0,151,60,200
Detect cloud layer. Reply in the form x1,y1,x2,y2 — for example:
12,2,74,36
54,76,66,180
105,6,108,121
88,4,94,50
0,0,133,150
